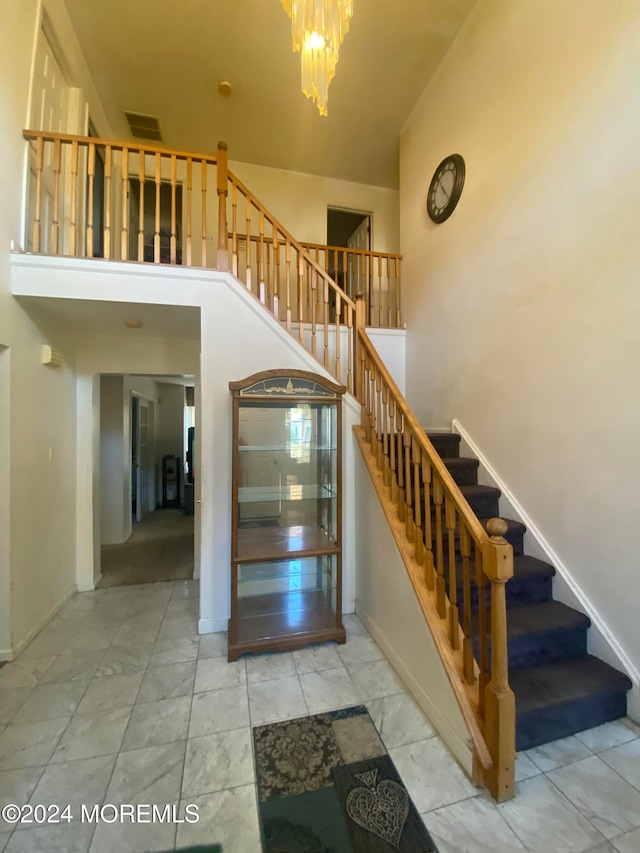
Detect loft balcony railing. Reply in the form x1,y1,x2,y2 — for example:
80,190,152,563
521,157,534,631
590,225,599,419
21,131,402,381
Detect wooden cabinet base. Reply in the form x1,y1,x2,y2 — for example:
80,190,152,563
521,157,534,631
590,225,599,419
227,624,346,662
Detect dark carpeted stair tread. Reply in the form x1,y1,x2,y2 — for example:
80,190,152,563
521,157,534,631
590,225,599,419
426,432,461,458
441,457,479,486
512,656,633,715
506,601,590,638
458,484,501,500
511,555,555,580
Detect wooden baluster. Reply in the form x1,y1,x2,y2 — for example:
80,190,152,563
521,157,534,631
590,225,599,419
137,149,144,262
170,155,177,264
346,304,353,394
231,179,238,275
335,291,342,383
185,157,193,266
354,292,366,400
460,523,475,684
413,435,424,565
285,238,292,329
265,240,271,308
388,398,397,503
421,451,434,590
273,231,281,317
445,495,460,650
154,152,161,263
297,252,304,340
51,138,61,254
245,195,252,291
201,159,207,267
475,542,489,718
396,257,401,328
87,142,96,258
433,478,446,618
32,136,44,252
216,141,228,270
381,385,390,485
103,145,112,259
360,253,368,324
483,518,516,802
310,267,317,356
375,372,383,469
258,210,265,303
378,255,383,327
387,256,392,327
323,277,330,368
120,148,129,260
69,139,78,256
333,248,338,294
396,408,405,522
403,429,413,540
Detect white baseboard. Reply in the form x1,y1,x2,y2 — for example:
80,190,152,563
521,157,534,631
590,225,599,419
199,617,227,635
356,604,474,778
0,648,13,662
452,419,640,710
12,585,78,658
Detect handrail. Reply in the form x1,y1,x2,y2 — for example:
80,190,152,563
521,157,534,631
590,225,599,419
357,327,516,801
301,240,402,261
22,129,219,164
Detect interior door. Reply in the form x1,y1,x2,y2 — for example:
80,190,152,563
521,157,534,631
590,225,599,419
347,216,370,301
27,29,70,253
136,399,151,522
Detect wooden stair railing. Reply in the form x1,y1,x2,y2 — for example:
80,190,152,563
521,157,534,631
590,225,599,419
21,131,390,391
221,166,358,393
357,327,516,801
299,241,402,329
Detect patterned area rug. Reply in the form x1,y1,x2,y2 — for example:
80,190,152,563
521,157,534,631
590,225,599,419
253,705,438,852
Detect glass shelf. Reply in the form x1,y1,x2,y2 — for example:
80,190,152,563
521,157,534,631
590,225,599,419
236,524,338,562
238,484,335,503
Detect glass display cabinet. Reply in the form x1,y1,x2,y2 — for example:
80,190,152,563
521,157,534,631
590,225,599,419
228,369,346,661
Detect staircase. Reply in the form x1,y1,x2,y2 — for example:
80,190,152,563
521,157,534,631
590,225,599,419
427,431,632,752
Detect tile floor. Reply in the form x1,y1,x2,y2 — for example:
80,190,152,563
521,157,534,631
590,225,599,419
0,582,639,852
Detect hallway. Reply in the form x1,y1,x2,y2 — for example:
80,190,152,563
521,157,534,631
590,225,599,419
1,584,640,852
98,511,194,588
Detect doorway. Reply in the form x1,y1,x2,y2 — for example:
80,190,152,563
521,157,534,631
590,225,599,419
98,374,196,588
326,207,371,299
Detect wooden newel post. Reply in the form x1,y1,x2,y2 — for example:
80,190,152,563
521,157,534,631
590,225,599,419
354,291,366,400
216,140,229,271
481,518,516,802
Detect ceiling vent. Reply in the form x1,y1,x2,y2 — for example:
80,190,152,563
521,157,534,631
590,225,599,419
124,112,162,142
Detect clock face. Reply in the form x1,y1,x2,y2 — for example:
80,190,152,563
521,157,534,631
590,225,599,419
427,154,465,223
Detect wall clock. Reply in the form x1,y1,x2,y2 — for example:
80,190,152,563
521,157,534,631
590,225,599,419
427,154,465,223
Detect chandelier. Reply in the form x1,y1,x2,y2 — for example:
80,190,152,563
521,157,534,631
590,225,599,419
281,0,354,116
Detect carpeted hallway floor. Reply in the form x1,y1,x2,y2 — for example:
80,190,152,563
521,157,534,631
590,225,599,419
98,509,194,588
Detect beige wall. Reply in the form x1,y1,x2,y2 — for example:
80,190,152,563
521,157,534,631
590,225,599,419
400,0,640,684
229,159,400,252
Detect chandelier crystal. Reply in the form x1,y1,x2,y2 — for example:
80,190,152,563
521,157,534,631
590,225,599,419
281,0,354,116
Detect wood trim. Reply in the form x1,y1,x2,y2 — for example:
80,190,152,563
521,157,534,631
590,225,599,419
22,129,218,164
354,424,493,771
228,368,346,395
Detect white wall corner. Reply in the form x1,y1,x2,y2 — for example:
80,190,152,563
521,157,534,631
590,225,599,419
452,418,640,714
12,584,77,658
199,617,228,635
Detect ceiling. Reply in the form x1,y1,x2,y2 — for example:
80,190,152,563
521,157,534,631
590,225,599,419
19,297,201,339
61,0,477,188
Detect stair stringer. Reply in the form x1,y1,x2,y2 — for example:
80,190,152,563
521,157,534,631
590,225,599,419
353,427,489,782
452,418,640,719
